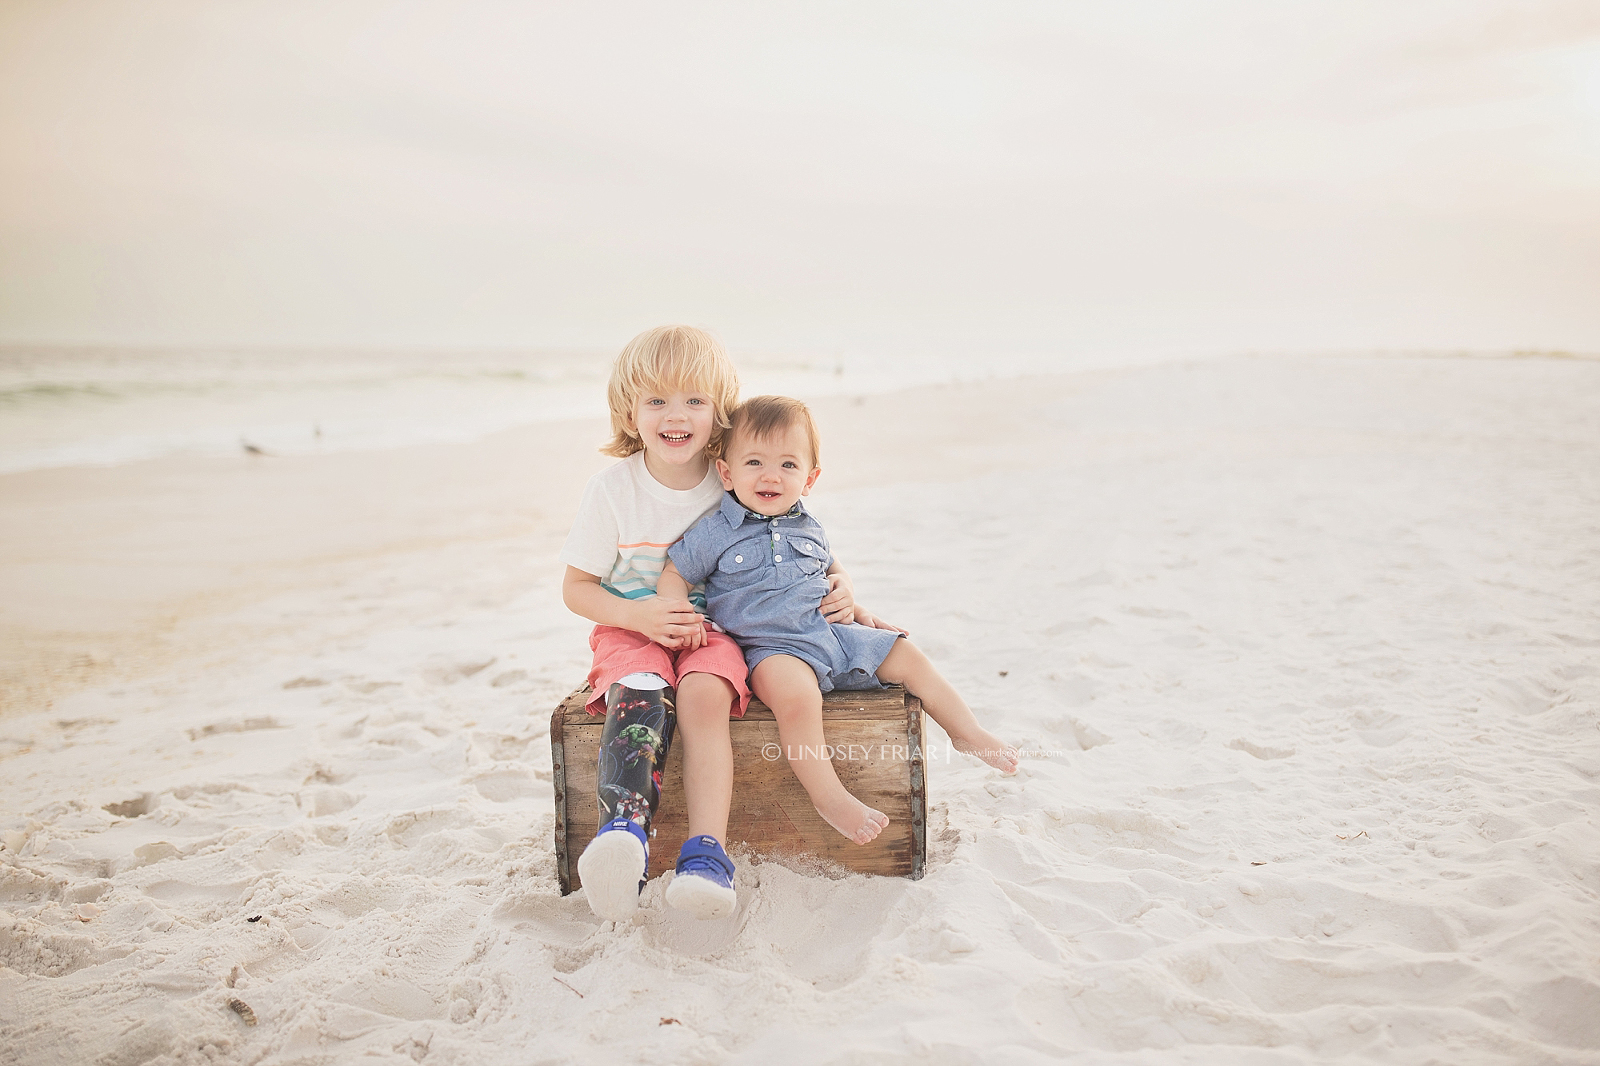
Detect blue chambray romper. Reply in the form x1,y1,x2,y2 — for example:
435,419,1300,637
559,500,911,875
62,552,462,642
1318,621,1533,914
669,493,903,693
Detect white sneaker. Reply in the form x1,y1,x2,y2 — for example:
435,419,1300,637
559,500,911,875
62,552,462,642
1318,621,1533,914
578,819,648,921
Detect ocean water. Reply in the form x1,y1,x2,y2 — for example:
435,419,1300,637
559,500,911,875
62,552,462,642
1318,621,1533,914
0,346,1158,475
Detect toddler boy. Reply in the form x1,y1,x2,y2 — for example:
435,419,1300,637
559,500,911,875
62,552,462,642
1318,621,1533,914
659,396,1017,845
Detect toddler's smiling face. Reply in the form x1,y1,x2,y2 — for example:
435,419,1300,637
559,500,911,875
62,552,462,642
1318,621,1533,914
716,421,820,516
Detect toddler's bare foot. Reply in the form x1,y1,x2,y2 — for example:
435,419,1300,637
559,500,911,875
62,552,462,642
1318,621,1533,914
814,793,890,845
952,729,1020,774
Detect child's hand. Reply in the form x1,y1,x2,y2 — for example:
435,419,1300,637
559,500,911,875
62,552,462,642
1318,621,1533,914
819,572,856,624
637,596,703,649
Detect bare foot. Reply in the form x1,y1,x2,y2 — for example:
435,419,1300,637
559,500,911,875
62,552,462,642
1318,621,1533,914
951,729,1020,773
814,792,890,844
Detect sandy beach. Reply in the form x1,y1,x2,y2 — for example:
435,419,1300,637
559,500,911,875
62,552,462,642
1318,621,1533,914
2,354,1598,1064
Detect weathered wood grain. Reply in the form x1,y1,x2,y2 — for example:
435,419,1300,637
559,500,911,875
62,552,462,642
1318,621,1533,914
552,684,927,892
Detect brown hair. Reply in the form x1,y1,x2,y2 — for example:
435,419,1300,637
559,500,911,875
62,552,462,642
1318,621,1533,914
726,395,821,467
602,325,741,458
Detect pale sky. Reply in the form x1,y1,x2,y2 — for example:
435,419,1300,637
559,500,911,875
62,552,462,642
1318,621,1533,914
2,1,1597,358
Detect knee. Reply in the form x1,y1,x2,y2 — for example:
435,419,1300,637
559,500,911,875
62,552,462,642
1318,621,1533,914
762,687,821,723
880,638,927,679
767,703,812,728
675,672,735,723
893,638,927,665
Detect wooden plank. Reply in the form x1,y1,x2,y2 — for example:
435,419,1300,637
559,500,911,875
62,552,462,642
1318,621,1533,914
552,684,927,890
550,698,572,895
907,692,927,882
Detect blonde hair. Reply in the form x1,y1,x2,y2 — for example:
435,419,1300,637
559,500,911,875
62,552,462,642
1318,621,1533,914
727,395,821,467
602,325,741,458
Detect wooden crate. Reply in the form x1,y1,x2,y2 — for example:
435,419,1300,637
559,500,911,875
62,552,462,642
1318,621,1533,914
551,684,927,893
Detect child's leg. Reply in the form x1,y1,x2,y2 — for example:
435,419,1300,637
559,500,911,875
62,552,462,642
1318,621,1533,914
675,671,736,843
595,677,677,826
876,641,1019,773
579,675,676,921
666,670,740,920
579,626,680,921
752,654,889,845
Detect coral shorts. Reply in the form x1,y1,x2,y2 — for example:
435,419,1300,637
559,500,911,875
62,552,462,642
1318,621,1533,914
585,625,751,718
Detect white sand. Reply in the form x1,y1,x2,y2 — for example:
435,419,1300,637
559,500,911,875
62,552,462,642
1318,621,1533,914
2,355,1598,1064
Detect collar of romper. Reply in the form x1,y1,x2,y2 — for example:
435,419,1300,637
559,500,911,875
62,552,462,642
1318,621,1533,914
720,490,805,527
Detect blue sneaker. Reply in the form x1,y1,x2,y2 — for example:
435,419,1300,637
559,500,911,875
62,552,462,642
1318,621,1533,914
665,835,736,920
577,818,648,921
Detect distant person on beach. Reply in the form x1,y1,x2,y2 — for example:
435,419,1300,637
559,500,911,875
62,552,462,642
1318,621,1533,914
559,328,865,922
659,395,1019,846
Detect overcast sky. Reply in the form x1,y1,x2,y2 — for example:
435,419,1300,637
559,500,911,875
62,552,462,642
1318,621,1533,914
2,1,1597,358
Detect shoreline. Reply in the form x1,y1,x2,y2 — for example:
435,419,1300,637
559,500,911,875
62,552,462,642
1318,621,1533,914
3,350,1593,717
7,346,1590,478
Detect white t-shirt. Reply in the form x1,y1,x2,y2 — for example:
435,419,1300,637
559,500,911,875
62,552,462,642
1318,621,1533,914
559,451,724,611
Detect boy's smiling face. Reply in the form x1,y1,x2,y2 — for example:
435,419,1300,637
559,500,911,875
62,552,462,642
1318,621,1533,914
630,388,716,487
716,421,820,516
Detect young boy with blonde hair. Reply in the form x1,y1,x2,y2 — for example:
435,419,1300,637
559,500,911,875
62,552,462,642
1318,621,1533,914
560,331,862,920
660,396,1018,846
